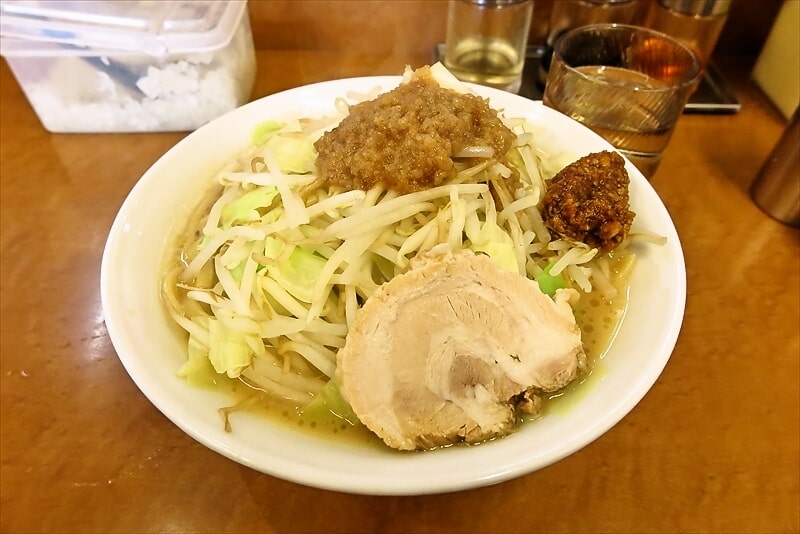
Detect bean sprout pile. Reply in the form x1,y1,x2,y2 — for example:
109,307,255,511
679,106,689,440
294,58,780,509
162,66,658,408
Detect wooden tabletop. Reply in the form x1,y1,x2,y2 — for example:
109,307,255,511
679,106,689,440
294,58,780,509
1,49,798,533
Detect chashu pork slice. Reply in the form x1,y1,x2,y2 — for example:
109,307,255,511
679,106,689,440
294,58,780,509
336,248,585,451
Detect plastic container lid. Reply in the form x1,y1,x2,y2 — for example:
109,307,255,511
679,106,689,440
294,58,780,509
0,0,247,57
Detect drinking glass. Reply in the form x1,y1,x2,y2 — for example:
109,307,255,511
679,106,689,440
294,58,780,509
539,0,644,84
543,23,701,178
643,0,731,73
444,0,534,94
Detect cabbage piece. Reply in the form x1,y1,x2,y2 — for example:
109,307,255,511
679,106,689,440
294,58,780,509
301,378,360,425
467,220,519,274
252,119,315,173
264,133,316,174
228,260,246,284
429,62,471,94
535,260,568,296
540,146,580,180
207,317,251,378
220,186,279,228
263,237,327,303
177,318,219,387
251,120,283,145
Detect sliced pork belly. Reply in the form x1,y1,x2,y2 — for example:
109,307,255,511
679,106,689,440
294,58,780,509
336,248,585,451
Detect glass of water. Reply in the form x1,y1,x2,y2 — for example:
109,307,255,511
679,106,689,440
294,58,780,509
444,0,534,94
543,23,701,178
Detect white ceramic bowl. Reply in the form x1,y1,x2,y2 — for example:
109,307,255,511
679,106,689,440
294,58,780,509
100,77,686,495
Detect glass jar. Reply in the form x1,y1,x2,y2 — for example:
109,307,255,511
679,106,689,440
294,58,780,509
444,0,534,93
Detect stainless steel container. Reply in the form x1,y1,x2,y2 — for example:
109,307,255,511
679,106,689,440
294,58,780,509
750,108,800,227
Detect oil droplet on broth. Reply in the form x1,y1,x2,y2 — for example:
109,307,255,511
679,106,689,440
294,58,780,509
541,268,631,417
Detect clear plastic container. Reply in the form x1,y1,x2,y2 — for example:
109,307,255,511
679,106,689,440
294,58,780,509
0,0,257,133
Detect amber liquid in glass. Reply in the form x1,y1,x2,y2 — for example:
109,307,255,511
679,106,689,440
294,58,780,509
544,65,672,178
644,2,728,70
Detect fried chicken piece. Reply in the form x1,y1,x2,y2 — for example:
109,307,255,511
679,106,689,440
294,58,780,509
541,151,635,251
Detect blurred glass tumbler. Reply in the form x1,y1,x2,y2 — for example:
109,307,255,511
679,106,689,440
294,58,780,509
444,0,533,93
540,0,643,82
543,24,701,178
643,0,731,72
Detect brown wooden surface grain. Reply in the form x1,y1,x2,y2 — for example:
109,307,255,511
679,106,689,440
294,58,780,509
1,39,799,534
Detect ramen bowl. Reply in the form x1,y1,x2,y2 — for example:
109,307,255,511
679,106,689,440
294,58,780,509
100,76,686,495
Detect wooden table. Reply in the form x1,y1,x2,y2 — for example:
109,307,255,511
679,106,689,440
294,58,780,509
1,50,798,533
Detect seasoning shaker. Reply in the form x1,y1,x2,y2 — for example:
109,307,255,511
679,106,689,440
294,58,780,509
443,0,534,93
750,107,800,228
643,0,732,71
538,0,643,85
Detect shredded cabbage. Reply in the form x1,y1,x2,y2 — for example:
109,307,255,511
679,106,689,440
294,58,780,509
208,315,252,378
301,378,359,425
262,238,327,304
220,186,279,228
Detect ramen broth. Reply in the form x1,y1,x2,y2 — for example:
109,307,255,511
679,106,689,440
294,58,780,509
166,245,632,448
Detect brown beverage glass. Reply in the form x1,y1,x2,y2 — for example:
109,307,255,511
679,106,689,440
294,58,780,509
543,23,701,178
